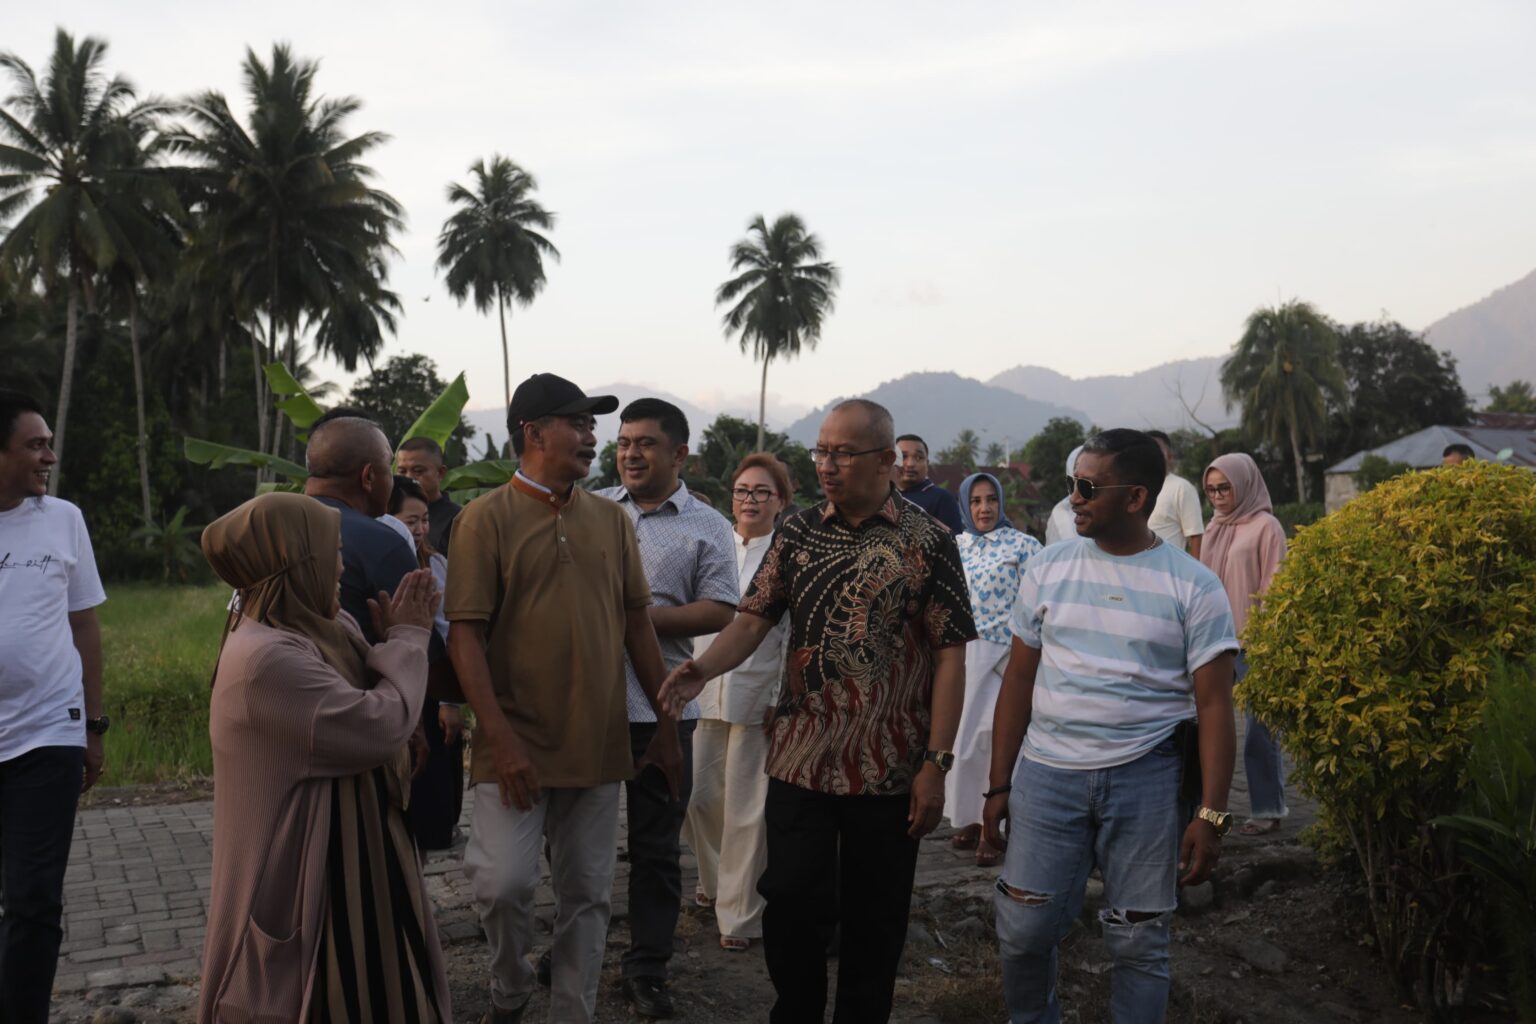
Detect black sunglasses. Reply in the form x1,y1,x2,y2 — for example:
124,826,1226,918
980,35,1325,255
1068,475,1137,501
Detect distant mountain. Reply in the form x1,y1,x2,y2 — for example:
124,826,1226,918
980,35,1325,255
987,357,1235,434
461,383,712,456
782,372,1089,452
1423,268,1536,398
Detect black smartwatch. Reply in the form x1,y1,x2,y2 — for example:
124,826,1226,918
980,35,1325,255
86,716,110,736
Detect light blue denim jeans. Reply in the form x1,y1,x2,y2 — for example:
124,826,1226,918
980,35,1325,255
1237,653,1288,820
994,738,1183,1024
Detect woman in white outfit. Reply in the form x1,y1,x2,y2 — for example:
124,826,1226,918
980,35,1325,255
944,472,1042,865
682,453,792,950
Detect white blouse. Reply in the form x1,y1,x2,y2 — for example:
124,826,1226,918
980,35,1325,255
695,530,790,725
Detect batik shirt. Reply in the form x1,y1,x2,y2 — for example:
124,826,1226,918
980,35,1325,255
956,525,1043,645
739,487,977,796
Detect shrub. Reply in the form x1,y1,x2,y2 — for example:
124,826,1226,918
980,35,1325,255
1435,657,1536,1019
1354,453,1413,493
1239,461,1536,1007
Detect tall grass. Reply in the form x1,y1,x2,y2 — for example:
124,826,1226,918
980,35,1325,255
99,583,229,783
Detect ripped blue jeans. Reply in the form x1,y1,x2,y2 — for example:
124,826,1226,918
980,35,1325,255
993,739,1182,1024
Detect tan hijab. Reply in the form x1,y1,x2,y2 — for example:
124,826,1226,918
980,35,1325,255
1199,452,1275,591
202,491,370,689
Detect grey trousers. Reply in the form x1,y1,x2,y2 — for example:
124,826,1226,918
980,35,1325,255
464,782,621,1023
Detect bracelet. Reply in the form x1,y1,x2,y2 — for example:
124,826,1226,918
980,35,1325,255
983,784,1011,799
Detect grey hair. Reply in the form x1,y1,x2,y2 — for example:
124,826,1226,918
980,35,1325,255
830,399,895,449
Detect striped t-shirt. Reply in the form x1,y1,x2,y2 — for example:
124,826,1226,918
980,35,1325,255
1010,536,1237,770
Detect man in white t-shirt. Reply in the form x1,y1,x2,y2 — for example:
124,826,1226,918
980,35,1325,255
1145,431,1204,557
983,428,1237,1023
0,391,108,1021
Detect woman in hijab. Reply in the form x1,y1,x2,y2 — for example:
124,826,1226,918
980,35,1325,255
1044,445,1084,545
198,492,451,1023
1199,453,1289,836
944,472,1043,865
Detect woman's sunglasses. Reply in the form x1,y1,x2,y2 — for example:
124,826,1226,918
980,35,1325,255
1068,476,1138,501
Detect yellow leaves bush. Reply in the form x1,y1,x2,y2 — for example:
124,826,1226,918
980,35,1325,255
1241,460,1536,839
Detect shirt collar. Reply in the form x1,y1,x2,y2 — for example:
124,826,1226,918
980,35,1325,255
737,529,774,551
819,486,903,527
613,480,688,515
901,478,936,494
512,471,570,511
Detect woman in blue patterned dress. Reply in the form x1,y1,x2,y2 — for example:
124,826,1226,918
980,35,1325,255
943,472,1043,865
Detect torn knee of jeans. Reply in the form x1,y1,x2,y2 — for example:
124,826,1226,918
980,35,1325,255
996,879,1052,906
1099,907,1168,927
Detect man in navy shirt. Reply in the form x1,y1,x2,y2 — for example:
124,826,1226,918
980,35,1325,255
895,434,964,533
303,412,423,643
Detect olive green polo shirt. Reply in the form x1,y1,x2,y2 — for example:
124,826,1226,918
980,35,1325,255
445,475,651,787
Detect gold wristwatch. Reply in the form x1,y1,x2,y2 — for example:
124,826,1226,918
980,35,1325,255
1196,806,1232,836
923,750,956,772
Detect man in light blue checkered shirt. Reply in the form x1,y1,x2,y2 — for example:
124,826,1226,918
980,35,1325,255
595,398,738,1019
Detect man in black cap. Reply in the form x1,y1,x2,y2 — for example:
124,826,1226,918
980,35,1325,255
446,374,684,1024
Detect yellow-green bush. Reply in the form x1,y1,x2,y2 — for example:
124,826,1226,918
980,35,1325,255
1239,461,1536,1006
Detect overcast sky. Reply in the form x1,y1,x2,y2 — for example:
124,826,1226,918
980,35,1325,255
13,1,1536,422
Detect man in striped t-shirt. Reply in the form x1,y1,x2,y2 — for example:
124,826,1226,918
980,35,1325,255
982,429,1238,1024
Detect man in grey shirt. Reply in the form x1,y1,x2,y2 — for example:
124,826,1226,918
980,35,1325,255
595,398,738,1018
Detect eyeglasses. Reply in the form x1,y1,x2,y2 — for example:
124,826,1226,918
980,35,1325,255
810,447,886,468
1203,483,1233,497
731,486,778,504
1068,476,1137,501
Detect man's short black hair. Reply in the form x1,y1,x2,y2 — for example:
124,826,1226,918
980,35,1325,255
388,474,427,515
398,436,445,463
1442,443,1475,460
1145,429,1171,446
895,433,927,453
621,398,690,446
1081,428,1166,511
0,390,45,448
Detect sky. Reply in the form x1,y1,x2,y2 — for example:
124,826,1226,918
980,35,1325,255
14,1,1536,424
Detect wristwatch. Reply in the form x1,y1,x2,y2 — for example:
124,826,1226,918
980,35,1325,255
1195,806,1231,836
86,716,111,736
922,749,956,772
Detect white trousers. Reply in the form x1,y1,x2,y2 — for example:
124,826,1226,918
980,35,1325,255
944,637,1011,829
681,718,770,939
463,782,620,1023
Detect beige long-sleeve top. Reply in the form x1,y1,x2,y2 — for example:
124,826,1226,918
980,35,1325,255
198,617,446,1023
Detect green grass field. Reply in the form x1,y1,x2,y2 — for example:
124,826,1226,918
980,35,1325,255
99,583,229,783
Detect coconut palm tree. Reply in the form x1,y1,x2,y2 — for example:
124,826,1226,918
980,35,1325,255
171,44,401,458
984,441,1007,466
715,213,839,451
435,156,559,409
0,29,166,492
1220,300,1349,502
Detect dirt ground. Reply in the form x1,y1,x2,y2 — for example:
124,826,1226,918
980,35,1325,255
438,832,1417,1024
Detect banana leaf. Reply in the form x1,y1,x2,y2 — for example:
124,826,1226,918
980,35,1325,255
184,436,308,481
444,459,516,490
402,373,470,449
262,362,326,430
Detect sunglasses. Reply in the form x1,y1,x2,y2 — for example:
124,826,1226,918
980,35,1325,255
1068,475,1138,501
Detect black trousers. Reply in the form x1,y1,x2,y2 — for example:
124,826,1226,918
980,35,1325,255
0,745,84,1024
622,720,695,981
759,778,920,1024
408,697,465,851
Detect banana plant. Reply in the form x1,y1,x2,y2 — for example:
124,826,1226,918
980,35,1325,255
183,364,518,498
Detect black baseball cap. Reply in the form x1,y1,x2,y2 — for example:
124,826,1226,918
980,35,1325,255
506,373,619,437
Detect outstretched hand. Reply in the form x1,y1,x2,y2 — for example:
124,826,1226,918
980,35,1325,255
657,659,708,720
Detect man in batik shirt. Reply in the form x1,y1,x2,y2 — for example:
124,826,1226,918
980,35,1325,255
661,398,976,1024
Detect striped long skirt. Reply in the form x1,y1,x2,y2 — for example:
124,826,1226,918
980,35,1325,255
309,766,448,1023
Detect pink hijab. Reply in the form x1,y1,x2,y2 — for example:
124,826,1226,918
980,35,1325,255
1200,453,1285,632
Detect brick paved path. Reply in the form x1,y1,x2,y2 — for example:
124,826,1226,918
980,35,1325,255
53,718,1314,1005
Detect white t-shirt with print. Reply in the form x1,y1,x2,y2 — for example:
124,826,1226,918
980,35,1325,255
0,496,107,761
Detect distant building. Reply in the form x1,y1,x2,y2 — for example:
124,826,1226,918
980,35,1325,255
1324,413,1536,511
